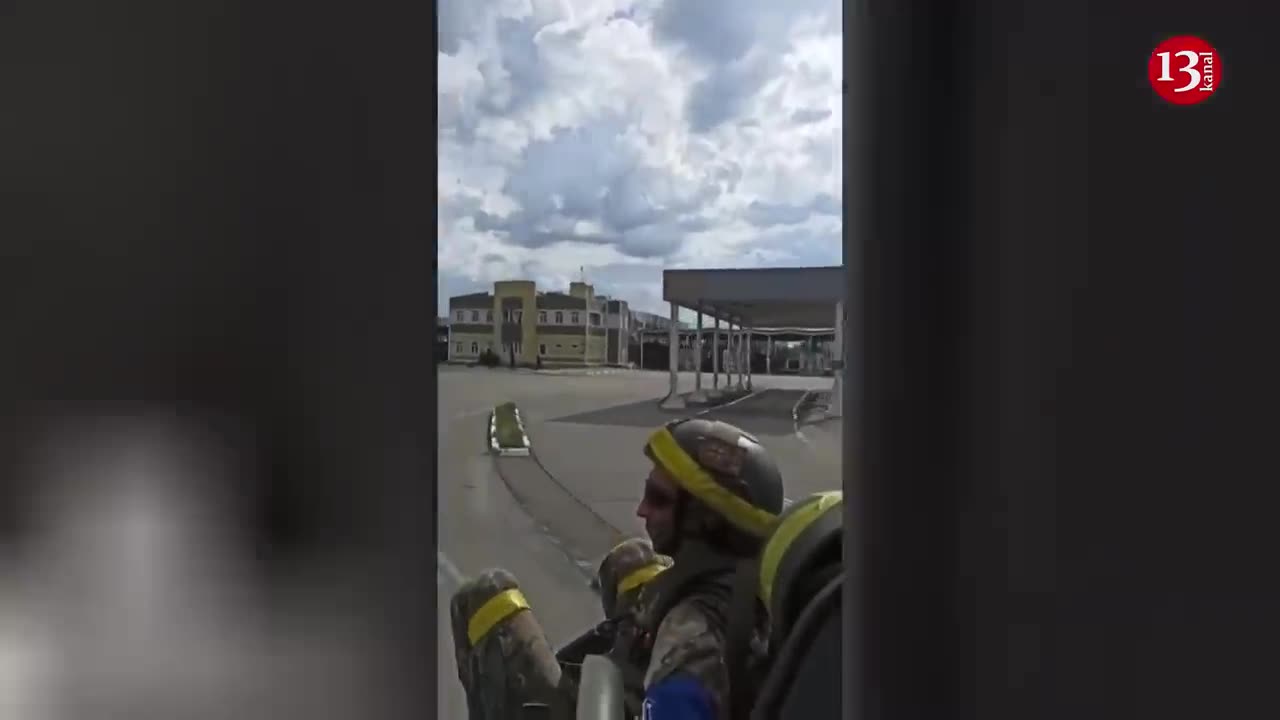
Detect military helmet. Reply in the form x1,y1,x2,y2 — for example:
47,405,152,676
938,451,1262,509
758,490,843,641
596,537,673,618
448,568,565,715
643,417,786,538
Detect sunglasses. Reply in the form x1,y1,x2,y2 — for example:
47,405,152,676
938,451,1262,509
642,481,677,508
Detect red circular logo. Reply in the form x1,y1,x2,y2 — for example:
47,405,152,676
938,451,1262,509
1148,35,1220,105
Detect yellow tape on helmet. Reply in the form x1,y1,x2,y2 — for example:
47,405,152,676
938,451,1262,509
758,491,842,609
646,426,778,537
617,562,668,595
466,588,531,646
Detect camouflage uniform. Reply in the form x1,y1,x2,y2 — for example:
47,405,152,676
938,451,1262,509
621,539,755,720
643,595,733,713
627,419,787,720
450,543,674,720
450,414,784,720
449,568,565,720
596,537,673,619
588,538,675,714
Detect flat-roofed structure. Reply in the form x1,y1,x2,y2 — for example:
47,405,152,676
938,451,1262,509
661,266,847,416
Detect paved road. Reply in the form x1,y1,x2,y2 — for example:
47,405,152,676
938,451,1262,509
525,373,844,531
437,373,606,719
436,366,843,718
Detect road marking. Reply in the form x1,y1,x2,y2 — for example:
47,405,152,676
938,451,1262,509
437,550,466,587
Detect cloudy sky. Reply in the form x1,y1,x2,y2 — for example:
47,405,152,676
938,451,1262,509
438,0,843,317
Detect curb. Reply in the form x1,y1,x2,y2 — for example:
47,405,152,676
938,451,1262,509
792,390,816,447
692,387,760,416
533,368,629,376
489,406,532,457
492,450,625,593
659,383,759,413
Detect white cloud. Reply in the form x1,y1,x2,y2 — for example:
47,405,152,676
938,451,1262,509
438,0,842,315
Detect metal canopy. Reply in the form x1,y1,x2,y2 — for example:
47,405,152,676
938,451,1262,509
662,266,844,327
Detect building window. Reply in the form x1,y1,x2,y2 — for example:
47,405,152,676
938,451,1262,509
539,344,547,355
590,312,600,326
470,310,479,322
538,311,547,323
570,311,580,324
513,342,522,356
456,342,463,354
486,310,493,322
555,311,563,324
514,310,523,324
470,342,478,354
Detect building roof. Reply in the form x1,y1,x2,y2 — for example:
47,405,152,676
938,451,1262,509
449,292,493,309
535,292,588,310
663,266,844,327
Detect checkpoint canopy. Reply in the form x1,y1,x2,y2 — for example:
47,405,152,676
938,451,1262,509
659,266,847,415
665,266,844,329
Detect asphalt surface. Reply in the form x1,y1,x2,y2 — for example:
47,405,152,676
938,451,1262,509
436,366,843,719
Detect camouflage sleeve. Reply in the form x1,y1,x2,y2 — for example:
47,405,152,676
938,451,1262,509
643,597,729,718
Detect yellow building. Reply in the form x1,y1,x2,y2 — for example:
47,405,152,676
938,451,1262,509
447,280,613,367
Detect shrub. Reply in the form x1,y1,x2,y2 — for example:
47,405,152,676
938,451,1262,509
478,348,501,367
492,402,525,448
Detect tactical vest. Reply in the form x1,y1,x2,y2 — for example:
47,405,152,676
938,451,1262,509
608,539,761,720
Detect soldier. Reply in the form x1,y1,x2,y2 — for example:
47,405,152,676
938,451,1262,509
614,417,786,720
450,417,785,720
756,491,843,648
596,537,673,620
449,539,674,720
449,568,567,720
748,490,844,720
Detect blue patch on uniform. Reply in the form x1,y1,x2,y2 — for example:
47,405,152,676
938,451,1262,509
641,674,716,720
